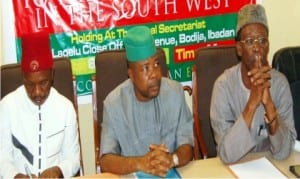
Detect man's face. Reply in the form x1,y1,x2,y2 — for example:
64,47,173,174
23,69,53,106
236,23,269,71
128,55,162,101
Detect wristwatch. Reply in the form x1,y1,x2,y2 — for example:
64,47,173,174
172,154,179,167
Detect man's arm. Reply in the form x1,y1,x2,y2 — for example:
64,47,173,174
150,143,193,167
100,143,192,177
210,74,257,164
55,104,80,177
100,153,146,175
244,65,272,128
0,101,20,178
100,149,171,177
249,66,296,159
263,74,296,159
39,166,63,178
172,144,193,167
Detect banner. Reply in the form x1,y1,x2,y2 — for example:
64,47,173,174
13,0,255,100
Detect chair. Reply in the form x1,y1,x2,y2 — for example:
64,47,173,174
0,57,84,176
192,45,240,158
272,46,300,140
1,58,75,101
183,85,207,160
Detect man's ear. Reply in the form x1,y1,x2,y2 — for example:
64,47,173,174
50,69,55,85
236,42,243,57
52,69,55,77
128,68,133,80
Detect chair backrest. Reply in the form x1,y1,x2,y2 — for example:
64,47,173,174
92,47,168,172
193,45,239,158
272,46,300,140
0,57,84,175
1,58,75,103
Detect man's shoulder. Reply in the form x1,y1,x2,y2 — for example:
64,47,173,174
270,69,290,87
271,69,288,81
48,87,74,107
161,77,183,91
215,63,240,84
0,85,25,104
158,78,186,103
104,79,132,105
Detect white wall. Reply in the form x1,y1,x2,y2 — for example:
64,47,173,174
0,0,3,66
1,0,16,65
262,0,300,62
1,0,300,175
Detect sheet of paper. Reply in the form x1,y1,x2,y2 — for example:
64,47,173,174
294,140,300,152
229,157,287,178
135,168,181,179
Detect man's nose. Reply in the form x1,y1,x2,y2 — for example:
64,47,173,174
252,42,260,52
33,85,43,96
149,67,161,79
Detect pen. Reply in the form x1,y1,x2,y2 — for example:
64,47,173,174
24,164,32,179
258,124,263,136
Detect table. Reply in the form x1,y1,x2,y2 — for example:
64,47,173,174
239,150,300,178
79,150,300,178
178,150,300,178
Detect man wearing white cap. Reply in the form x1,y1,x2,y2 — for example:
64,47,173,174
0,33,80,178
210,4,296,164
99,26,194,177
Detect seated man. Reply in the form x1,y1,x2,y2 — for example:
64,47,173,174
0,33,80,178
210,4,297,164
99,26,194,177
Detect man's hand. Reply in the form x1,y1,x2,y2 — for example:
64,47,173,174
14,173,37,179
262,87,279,135
138,144,173,177
247,65,272,107
149,143,169,153
247,58,279,134
39,166,63,178
243,56,272,128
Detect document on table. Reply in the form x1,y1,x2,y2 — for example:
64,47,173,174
229,157,287,178
134,168,181,179
294,140,300,152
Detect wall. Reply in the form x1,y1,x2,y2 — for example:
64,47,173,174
0,0,3,66
1,0,300,175
78,103,95,175
263,0,300,61
1,0,15,65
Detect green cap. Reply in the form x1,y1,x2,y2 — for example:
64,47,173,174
124,26,156,62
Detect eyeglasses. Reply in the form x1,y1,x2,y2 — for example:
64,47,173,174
239,37,269,47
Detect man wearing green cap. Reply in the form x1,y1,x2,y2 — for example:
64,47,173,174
210,4,296,164
99,26,194,177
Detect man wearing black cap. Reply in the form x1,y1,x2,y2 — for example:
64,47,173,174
210,4,296,164
99,26,194,177
0,33,80,178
